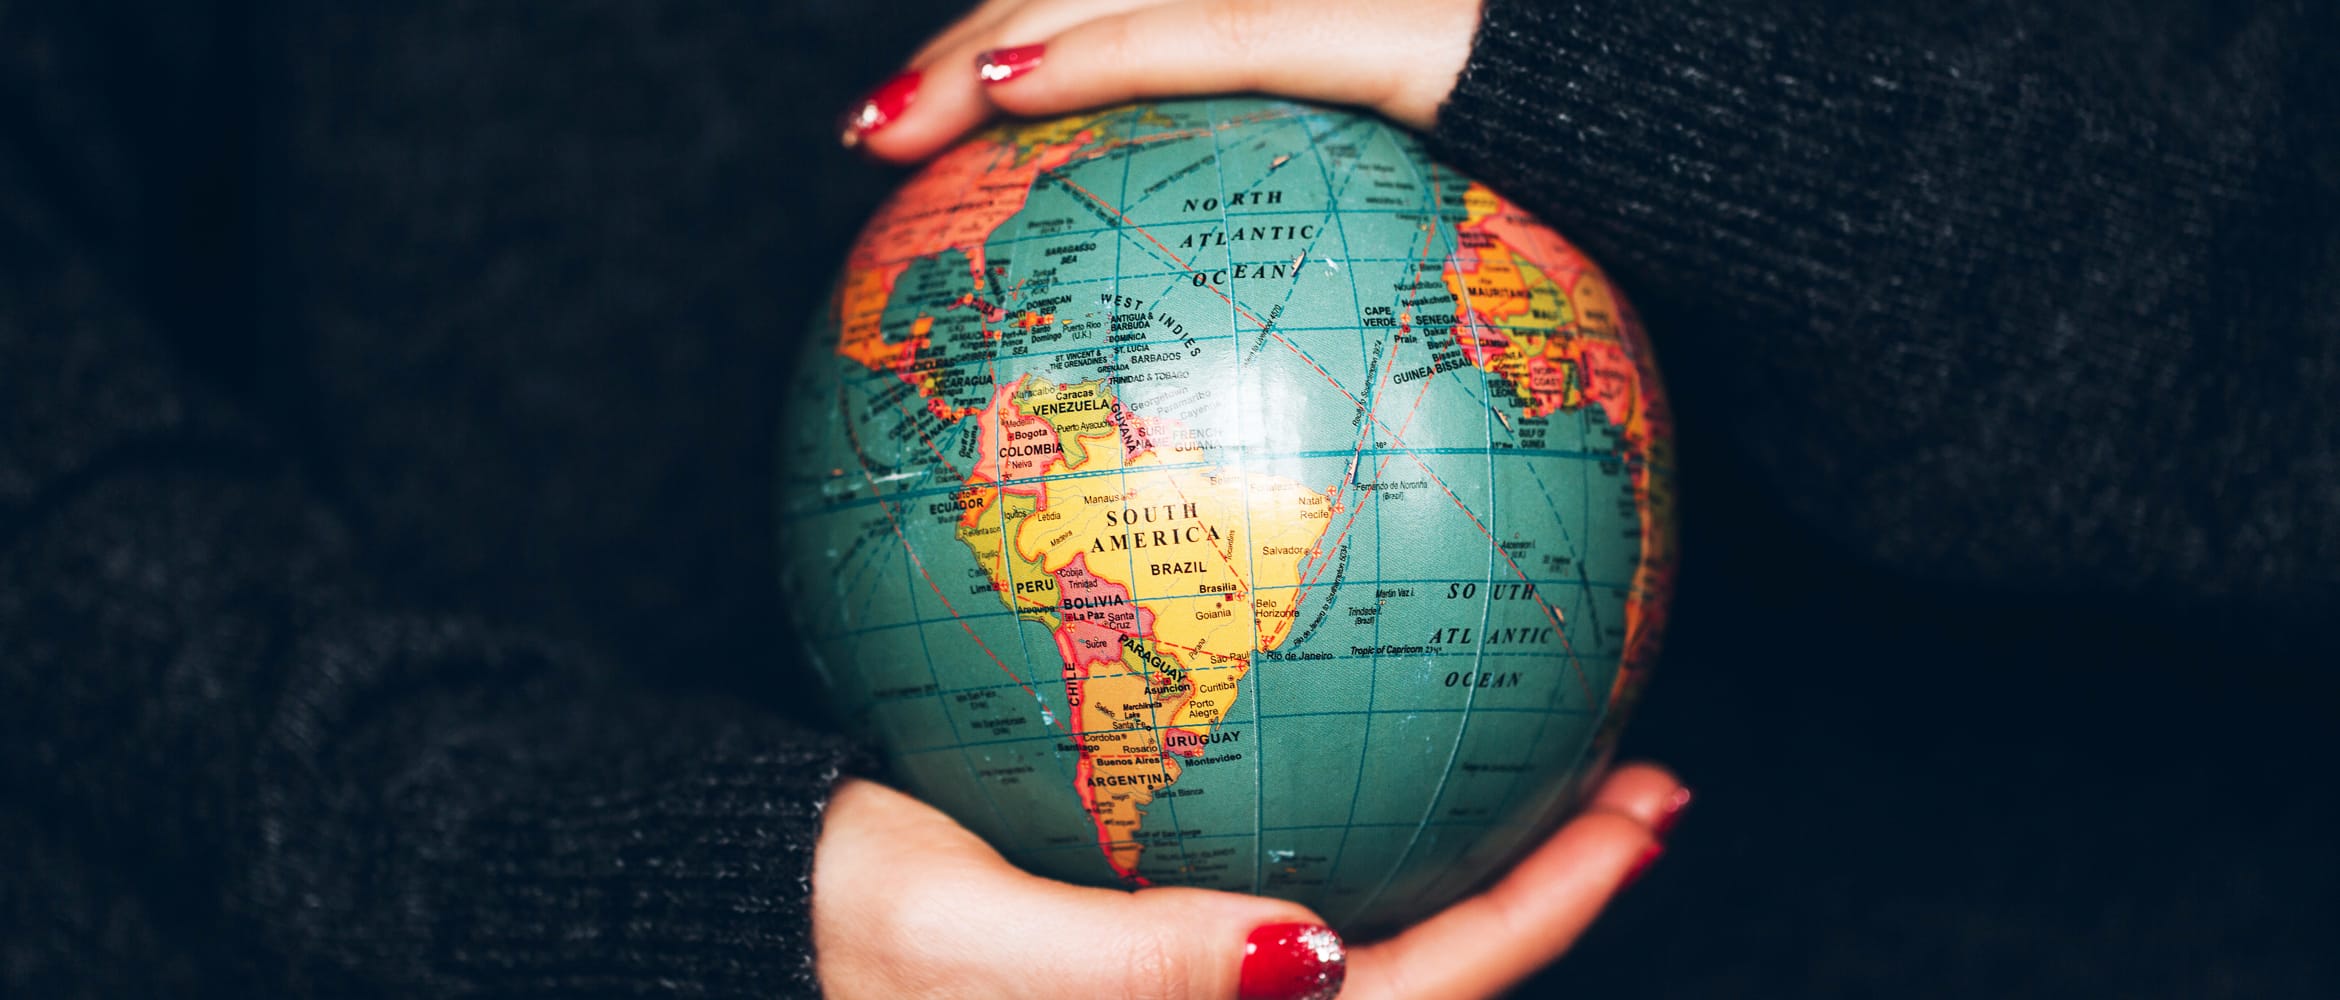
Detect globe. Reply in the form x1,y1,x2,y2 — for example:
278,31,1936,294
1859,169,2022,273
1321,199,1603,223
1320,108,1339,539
778,98,1675,934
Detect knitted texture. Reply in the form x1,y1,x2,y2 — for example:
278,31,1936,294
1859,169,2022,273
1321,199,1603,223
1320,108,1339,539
2,4,875,995
4,0,2337,995
0,274,866,997
1433,0,2340,619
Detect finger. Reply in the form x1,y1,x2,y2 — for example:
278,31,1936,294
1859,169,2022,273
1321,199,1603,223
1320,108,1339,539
817,780,1344,1000
1341,766,1688,1000
844,0,1177,162
1079,886,1341,1000
939,879,1340,1000
1581,760,1692,834
977,0,1480,130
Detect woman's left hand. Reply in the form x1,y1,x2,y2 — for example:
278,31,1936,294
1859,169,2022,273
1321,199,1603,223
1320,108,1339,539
842,0,1485,162
813,763,1687,999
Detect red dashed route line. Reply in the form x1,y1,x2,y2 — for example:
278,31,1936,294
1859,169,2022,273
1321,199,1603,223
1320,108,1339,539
1045,172,1273,331
1426,178,1599,704
852,122,1258,272
888,388,968,476
1044,185,1447,607
1133,447,1259,599
1056,158,1600,704
1284,319,1594,708
970,383,1266,673
1294,183,1457,583
1296,344,1404,593
856,119,1597,709
1008,385,1259,603
1304,363,1598,706
1295,204,1472,593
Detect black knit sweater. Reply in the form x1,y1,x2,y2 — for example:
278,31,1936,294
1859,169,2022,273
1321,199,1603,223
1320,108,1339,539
1437,0,2339,617
3,0,2332,997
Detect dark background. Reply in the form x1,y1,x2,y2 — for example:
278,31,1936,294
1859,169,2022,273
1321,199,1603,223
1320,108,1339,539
13,0,2334,995
1570,424,2336,997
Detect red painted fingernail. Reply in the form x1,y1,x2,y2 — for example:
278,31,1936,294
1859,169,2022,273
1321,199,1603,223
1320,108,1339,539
1651,785,1693,840
976,43,1045,84
1620,840,1665,891
840,69,920,148
1239,922,1346,1000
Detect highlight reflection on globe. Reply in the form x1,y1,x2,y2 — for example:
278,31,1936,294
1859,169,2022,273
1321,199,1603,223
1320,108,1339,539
778,98,1675,933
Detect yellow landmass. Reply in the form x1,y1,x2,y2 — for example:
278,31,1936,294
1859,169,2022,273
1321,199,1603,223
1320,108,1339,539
956,487,1055,617
1015,378,1117,474
945,376,1336,881
1074,640,1181,876
1448,246,1589,417
1448,186,1677,702
1446,181,1662,420
1014,401,1332,725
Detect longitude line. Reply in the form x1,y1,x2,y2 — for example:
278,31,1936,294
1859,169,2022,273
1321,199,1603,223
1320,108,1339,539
1334,131,1488,928
1291,109,1396,915
973,139,1093,805
1204,98,1280,896
890,484,1024,840
1103,105,1198,883
1201,98,1271,896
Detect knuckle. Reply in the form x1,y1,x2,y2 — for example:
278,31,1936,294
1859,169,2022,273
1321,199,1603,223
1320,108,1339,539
1085,14,1138,73
855,887,964,994
1203,0,1268,49
1107,924,1193,1000
990,9,1048,50
1376,960,1428,1000
1204,0,1275,89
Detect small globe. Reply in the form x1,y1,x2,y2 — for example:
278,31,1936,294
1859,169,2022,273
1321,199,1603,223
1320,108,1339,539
778,98,1675,934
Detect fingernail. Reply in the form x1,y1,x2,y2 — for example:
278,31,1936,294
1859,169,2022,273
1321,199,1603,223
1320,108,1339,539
840,69,920,148
1651,785,1693,840
1620,840,1665,891
975,43,1045,84
1240,922,1346,1000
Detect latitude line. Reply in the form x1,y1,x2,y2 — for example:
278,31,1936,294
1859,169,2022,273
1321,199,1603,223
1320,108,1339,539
892,703,1601,756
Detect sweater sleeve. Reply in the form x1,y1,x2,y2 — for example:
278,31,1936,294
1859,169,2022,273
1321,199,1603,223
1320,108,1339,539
1,53,863,1000
1430,0,2340,618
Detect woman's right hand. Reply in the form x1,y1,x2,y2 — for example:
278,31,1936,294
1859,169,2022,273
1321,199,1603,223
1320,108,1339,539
811,764,1689,999
840,0,1486,164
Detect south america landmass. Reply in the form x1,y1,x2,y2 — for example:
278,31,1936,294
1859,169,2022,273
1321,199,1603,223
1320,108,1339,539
952,376,1335,881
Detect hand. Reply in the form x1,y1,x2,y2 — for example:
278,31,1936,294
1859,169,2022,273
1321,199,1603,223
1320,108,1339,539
842,0,1486,162
812,763,1688,999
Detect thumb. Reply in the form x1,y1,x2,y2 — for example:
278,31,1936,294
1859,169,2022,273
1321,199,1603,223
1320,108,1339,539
976,0,1479,131
816,779,1346,999
1015,883,1346,1000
